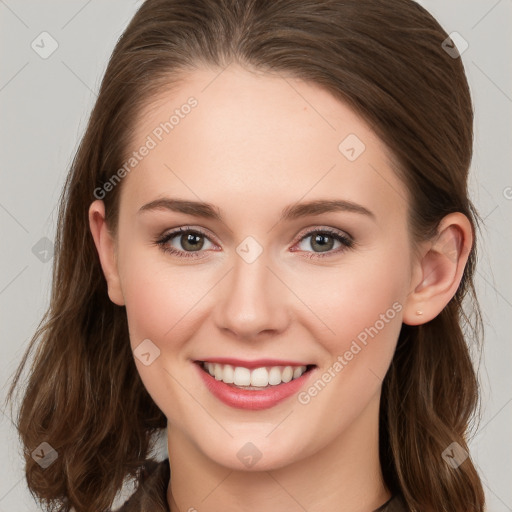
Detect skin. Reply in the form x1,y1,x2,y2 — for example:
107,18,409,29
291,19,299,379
89,64,472,512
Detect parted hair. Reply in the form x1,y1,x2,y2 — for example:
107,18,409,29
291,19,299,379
7,1,485,511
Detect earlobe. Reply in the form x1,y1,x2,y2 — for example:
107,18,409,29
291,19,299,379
402,212,473,326
88,200,125,306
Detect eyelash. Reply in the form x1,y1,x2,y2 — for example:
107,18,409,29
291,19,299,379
153,226,355,260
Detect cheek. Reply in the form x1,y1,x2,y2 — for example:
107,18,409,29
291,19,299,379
116,225,209,330
303,244,409,369
294,254,407,433
121,264,203,348
117,250,210,418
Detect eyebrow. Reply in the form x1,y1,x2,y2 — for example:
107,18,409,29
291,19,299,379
138,197,375,222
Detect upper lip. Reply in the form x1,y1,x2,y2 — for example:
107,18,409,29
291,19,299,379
195,358,314,369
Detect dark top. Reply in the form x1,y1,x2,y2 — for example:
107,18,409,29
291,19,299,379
115,458,408,511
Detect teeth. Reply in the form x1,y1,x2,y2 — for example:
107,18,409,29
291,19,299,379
251,367,268,387
268,366,282,385
234,367,251,386
202,362,308,388
223,364,234,383
282,366,293,383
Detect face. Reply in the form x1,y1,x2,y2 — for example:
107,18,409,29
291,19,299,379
99,65,417,471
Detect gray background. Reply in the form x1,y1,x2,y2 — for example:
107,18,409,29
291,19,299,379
1,1,511,510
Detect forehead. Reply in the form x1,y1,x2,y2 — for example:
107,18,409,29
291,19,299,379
119,64,408,225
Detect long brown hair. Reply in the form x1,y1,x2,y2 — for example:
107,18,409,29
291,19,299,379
6,1,485,510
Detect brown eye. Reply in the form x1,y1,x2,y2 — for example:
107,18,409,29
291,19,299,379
155,227,215,258
179,232,205,251
295,229,354,258
310,233,336,252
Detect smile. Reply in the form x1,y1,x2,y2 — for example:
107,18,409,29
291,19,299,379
199,361,312,389
194,360,317,410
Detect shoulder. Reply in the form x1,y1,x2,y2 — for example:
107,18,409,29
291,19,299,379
114,458,171,512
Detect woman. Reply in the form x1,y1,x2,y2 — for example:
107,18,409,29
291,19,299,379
7,0,485,511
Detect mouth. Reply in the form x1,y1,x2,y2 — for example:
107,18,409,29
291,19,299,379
194,360,317,390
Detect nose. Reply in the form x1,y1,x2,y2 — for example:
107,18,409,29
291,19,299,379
213,247,291,340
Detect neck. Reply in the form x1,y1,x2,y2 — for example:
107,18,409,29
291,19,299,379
166,392,390,512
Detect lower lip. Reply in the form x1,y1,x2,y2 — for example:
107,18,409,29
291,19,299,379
194,362,316,411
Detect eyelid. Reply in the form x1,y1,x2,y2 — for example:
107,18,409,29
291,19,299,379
159,225,219,245
291,225,354,245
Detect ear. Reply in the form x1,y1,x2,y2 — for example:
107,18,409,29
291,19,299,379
88,200,125,306
402,212,473,326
